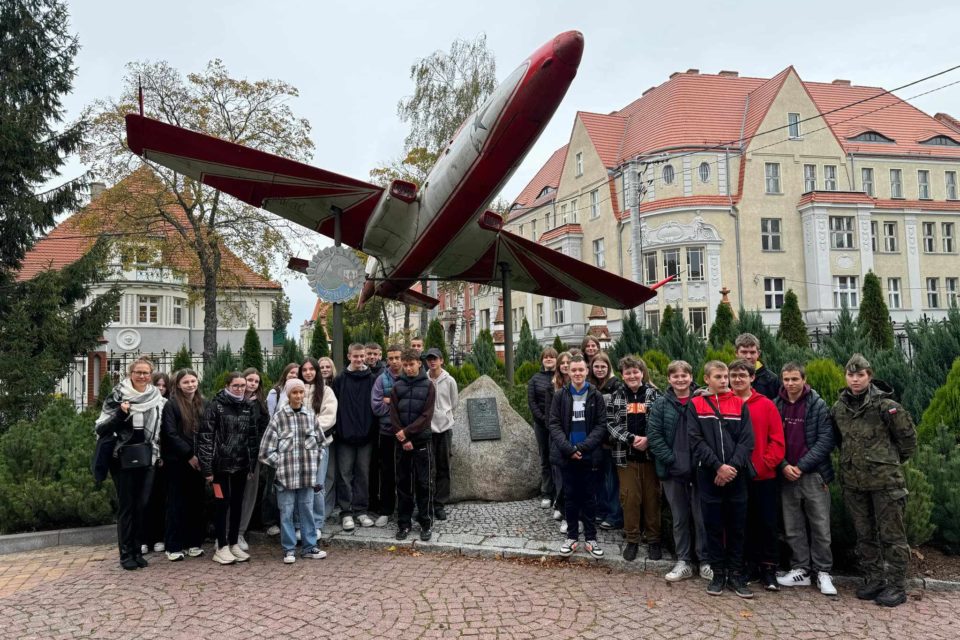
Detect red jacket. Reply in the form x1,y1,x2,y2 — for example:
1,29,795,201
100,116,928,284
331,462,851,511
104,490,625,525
744,390,785,481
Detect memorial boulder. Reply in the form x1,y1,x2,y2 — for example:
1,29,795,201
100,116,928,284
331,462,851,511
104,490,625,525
449,375,540,502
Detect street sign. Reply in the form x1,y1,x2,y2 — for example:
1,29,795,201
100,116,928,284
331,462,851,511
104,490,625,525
306,246,363,303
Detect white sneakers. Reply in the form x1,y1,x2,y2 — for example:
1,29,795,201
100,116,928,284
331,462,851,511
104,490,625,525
266,525,280,536
699,563,714,580
357,514,375,527
374,515,389,528
665,561,695,582
540,498,552,509
140,544,149,555
777,568,812,587
559,520,568,534
303,547,327,559
283,551,296,564
584,540,604,558
153,542,165,553
186,547,204,557
213,546,237,565
166,551,184,562
341,516,356,531
237,535,249,552
552,509,563,521
229,544,250,562
817,571,838,596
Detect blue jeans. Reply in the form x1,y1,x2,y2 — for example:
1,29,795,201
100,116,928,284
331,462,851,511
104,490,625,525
312,448,330,531
277,484,318,553
596,448,623,526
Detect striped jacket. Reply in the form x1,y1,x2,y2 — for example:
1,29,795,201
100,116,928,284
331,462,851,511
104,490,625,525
606,383,661,467
259,404,321,490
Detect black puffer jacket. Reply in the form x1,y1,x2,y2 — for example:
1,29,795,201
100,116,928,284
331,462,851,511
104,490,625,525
547,383,608,468
198,390,259,475
526,368,555,426
754,365,782,401
389,369,436,446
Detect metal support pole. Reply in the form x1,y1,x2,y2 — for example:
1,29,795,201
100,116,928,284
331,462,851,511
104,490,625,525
500,262,514,386
332,206,344,368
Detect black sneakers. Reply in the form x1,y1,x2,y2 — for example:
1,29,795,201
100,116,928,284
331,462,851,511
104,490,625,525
420,528,433,542
706,573,726,596
856,581,887,601
728,575,754,599
396,527,411,541
622,542,639,562
647,543,662,561
433,508,447,521
761,568,780,592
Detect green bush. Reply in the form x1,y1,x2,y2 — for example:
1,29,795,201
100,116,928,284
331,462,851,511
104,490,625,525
641,349,671,376
459,363,480,386
805,358,845,407
469,329,498,377
241,324,264,372
514,318,541,366
504,384,533,425
172,344,192,372
514,361,539,386
904,464,936,547
201,343,240,396
0,399,115,534
696,344,737,382
708,302,735,349
919,357,960,443
912,427,960,553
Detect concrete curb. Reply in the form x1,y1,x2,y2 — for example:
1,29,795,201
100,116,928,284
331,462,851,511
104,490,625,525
2,524,958,592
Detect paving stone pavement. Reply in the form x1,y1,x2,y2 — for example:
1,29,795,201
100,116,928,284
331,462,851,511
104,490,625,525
1,542,958,639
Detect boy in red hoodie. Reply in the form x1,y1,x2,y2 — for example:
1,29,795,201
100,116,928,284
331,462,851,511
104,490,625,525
728,359,785,592
689,361,755,598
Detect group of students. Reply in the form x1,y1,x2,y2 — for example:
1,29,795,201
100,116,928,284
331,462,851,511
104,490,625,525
527,333,917,606
94,339,458,568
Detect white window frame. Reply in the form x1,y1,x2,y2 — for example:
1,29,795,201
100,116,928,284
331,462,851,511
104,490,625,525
575,152,583,177
862,167,874,196
765,163,781,194
833,276,859,309
688,308,707,338
663,165,675,185
761,217,782,251
589,189,600,219
592,238,606,268
824,165,837,191
803,164,817,192
138,295,160,325
764,277,785,310
530,218,537,239
686,247,705,282
172,298,184,326
788,113,801,139
643,251,658,285
112,299,122,324
536,303,543,329
947,278,959,308
560,203,568,225
927,278,940,309
942,222,955,253
570,199,578,224
552,298,566,325
830,216,855,249
887,278,902,310
663,249,681,281
923,222,936,253
480,308,491,331
918,170,931,199
645,310,660,334
883,222,898,252
947,171,958,200
871,221,879,253
890,169,903,198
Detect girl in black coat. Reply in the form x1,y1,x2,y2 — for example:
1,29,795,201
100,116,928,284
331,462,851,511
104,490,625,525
527,347,558,509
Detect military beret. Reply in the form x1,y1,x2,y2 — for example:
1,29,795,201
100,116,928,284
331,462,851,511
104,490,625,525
845,353,872,373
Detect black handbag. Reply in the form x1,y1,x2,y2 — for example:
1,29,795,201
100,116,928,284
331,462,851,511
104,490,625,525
118,443,152,470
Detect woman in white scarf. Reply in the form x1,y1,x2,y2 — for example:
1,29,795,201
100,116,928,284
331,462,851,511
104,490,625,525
95,357,166,570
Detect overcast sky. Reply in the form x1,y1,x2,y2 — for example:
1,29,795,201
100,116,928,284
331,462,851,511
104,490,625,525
60,0,960,338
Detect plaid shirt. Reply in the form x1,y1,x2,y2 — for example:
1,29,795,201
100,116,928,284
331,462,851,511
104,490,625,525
259,405,321,490
606,383,661,467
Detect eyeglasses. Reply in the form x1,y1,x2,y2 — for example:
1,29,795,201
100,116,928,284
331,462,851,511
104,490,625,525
228,383,247,390
132,371,152,376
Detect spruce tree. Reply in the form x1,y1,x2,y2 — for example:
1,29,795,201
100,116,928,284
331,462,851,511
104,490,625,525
708,302,735,349
469,329,498,377
241,324,264,372
919,357,960,442
859,271,894,351
552,334,565,353
514,318,541,366
611,310,655,361
804,358,846,407
657,307,705,366
308,321,329,359
777,289,809,348
660,305,675,337
172,344,192,371
425,318,449,362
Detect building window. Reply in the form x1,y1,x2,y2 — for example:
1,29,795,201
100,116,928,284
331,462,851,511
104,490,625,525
833,276,859,309
590,189,599,218
887,278,902,310
824,165,837,191
919,170,931,199
544,211,551,231
575,152,583,177
761,218,782,251
643,251,658,285
947,278,959,308
531,218,537,239
536,302,543,329
560,203,568,225
663,249,681,281
947,171,958,200
513,306,525,333
765,163,781,194
923,222,936,253
112,300,122,323
480,309,490,331
829,216,854,249
552,298,566,325
689,308,707,338
592,238,606,268
803,164,817,192
788,113,801,138
862,167,874,196
764,277,785,310
686,247,705,281
698,162,710,183
138,295,159,324
172,298,184,326
645,310,660,334
927,278,940,309
663,165,675,185
871,221,879,253
883,222,898,252
942,222,955,253
890,169,903,198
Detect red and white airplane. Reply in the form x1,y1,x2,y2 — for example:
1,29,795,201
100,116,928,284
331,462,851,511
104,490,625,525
125,31,662,310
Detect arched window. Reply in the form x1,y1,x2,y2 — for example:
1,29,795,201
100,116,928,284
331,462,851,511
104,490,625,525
848,131,895,143
662,165,675,185
698,162,710,183
920,135,960,146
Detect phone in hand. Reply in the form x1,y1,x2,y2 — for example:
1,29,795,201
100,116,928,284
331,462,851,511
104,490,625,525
212,483,224,499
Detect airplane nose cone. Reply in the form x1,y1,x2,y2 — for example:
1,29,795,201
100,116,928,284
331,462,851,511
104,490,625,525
553,31,584,68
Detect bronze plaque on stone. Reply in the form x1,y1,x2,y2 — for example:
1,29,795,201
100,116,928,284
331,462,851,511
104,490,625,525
467,397,501,441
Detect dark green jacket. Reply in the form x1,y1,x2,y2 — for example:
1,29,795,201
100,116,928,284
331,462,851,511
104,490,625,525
647,386,695,479
830,380,916,491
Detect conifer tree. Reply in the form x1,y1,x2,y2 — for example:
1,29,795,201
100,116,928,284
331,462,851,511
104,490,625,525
469,329,498,377
172,344,192,371
859,271,894,351
308,321,329,359
514,318,541,366
425,318,449,363
777,289,809,348
708,302,735,349
660,305,675,337
552,334,565,353
241,324,264,372
919,357,960,442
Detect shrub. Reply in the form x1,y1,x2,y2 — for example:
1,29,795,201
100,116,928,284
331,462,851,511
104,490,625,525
696,344,737,383
904,464,936,547
425,318,449,363
641,349,671,376
551,335,566,353
308,321,329,359
172,344,192,372
514,318,541,367
611,310,656,361
859,272,894,351
200,343,240,396
912,427,960,553
777,290,809,348
95,373,114,407
708,302,735,349
0,399,115,534
504,384,533,425
459,363,480,386
657,308,705,366
469,329,498,377
241,324,264,372
514,361,539,386
805,358,845,407
919,357,960,443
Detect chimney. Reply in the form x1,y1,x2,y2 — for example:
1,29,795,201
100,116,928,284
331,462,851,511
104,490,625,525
685,68,700,75
90,181,106,201
669,71,681,79
642,86,656,96
832,79,851,86
718,70,739,78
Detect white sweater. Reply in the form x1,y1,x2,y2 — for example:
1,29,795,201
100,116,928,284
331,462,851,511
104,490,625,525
428,368,459,433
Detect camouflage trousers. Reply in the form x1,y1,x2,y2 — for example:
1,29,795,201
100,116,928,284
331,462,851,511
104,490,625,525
843,488,909,589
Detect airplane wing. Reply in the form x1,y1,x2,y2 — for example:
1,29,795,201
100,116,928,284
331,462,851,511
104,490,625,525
125,115,383,247
436,213,657,310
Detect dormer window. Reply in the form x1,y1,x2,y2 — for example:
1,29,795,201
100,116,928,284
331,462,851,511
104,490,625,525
920,135,960,147
848,131,895,143
537,185,554,198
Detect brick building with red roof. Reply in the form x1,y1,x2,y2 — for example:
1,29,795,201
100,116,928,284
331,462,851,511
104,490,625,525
497,66,960,344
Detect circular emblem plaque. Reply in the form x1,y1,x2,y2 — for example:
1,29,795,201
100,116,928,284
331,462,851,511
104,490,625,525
116,329,142,351
306,246,364,303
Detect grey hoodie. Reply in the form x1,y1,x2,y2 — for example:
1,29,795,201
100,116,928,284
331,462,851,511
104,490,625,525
429,368,459,434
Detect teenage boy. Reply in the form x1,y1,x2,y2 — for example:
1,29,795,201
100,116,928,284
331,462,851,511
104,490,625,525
258,378,326,563
607,356,662,562
425,348,459,521
733,333,781,400
364,342,384,516
727,359,785,592
331,343,377,531
689,360,755,598
410,337,424,355
548,354,607,559
527,348,558,509
390,349,437,541
648,360,709,582
774,362,837,596
831,354,916,608
365,343,385,378
371,344,404,528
